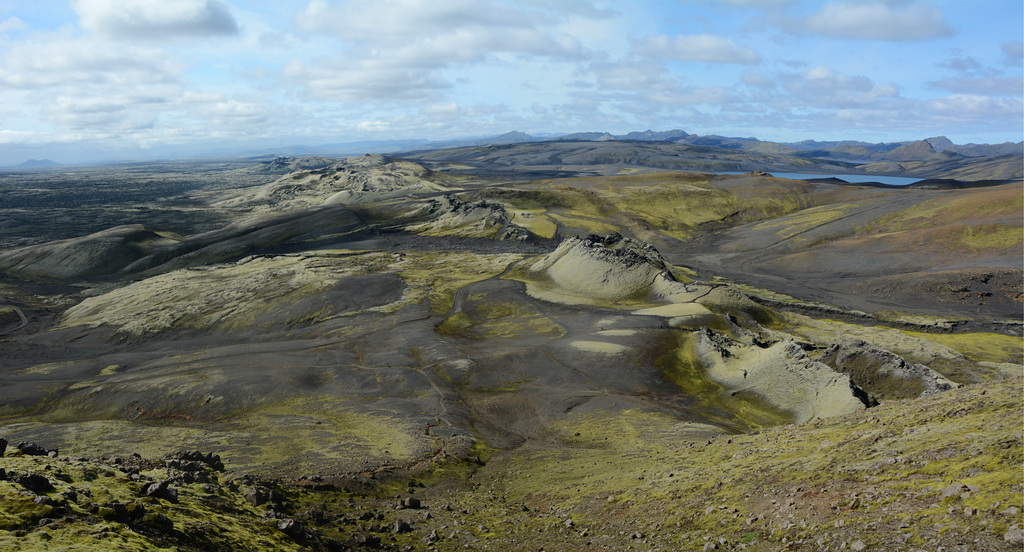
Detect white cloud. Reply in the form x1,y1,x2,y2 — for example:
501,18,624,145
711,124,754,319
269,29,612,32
924,94,1024,123
199,100,270,126
741,68,776,89
0,16,28,33
939,54,992,76
295,0,541,41
286,0,600,104
294,0,591,63
519,0,617,19
0,129,45,144
633,34,760,64
781,65,901,108
0,36,182,89
1002,41,1024,65
74,0,239,39
649,86,733,106
797,1,953,41
589,59,681,92
928,76,1023,97
357,120,391,132
282,59,450,102
44,94,162,131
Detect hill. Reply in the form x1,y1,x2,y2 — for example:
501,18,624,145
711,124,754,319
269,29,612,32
11,159,61,170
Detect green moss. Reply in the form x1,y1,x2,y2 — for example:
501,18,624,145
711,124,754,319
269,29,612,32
950,224,1023,252
436,289,565,340
900,330,1023,364
657,333,794,431
436,311,474,337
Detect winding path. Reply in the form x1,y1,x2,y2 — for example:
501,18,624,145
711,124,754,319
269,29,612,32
0,303,27,335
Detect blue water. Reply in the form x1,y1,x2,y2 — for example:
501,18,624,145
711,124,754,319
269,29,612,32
722,172,920,186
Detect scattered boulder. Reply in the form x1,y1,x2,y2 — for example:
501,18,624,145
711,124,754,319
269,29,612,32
392,520,413,534
168,450,225,471
277,518,305,539
17,442,49,456
397,497,421,510
1005,524,1023,546
16,473,54,494
242,486,280,507
940,483,969,500
143,480,178,502
0,438,6,456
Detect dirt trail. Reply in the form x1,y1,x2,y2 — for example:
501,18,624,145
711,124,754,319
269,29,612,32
0,303,28,334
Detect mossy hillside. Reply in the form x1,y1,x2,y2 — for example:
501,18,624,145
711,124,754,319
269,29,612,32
497,171,856,244
436,291,564,341
898,329,1024,365
777,312,983,373
508,208,558,239
452,377,1022,551
871,310,970,330
657,332,796,431
59,250,524,336
777,311,1023,383
530,173,733,240
744,201,870,243
948,223,1022,252
388,251,525,314
2,379,1019,551
856,185,1023,253
864,185,1023,234
1,397,431,478
0,454,304,552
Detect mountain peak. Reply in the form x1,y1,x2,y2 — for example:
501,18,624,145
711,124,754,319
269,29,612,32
925,136,956,152
15,158,60,169
492,131,534,144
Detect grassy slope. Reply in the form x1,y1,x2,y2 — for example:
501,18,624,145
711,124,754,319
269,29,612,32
3,377,1018,551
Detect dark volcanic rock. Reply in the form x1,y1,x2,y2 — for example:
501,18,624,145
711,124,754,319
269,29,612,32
16,473,53,494
243,485,280,507
143,480,178,502
17,442,49,456
397,497,421,510
277,518,305,538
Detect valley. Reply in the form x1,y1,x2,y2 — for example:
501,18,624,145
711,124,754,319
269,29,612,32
0,140,1021,551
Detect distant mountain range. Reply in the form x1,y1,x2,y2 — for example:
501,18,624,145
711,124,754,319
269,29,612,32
239,130,1023,163
393,131,1023,181
5,131,1022,170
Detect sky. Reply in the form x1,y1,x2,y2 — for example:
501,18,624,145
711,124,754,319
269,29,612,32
0,0,1021,164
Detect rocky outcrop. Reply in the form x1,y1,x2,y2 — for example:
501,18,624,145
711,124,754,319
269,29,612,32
253,156,336,175
218,154,448,211
694,329,869,423
528,233,669,301
408,194,530,241
817,338,955,401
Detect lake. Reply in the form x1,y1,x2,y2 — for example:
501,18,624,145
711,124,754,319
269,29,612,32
722,172,921,186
